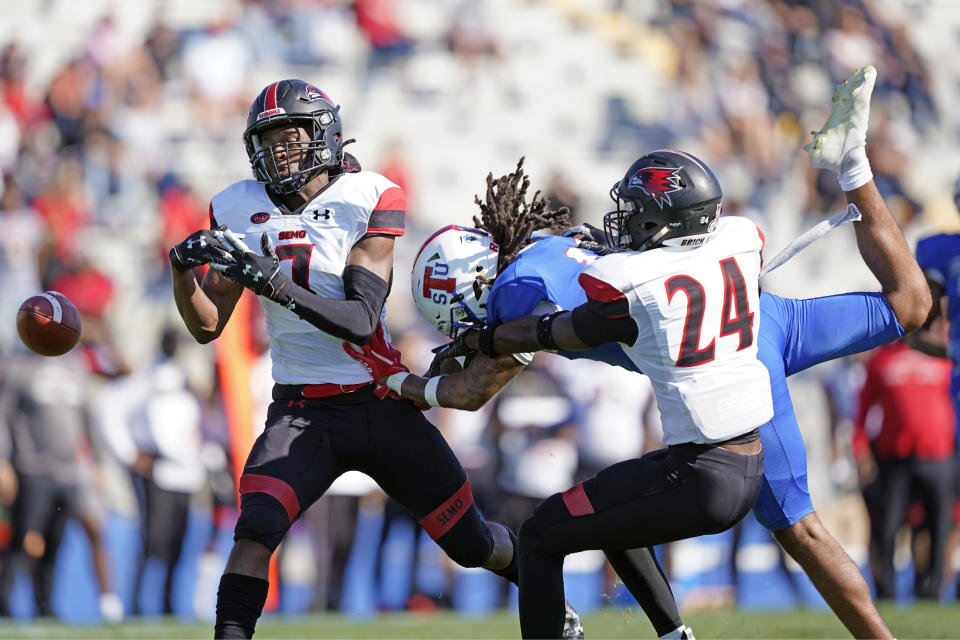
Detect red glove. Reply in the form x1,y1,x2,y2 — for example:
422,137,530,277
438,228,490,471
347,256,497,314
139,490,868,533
343,325,410,399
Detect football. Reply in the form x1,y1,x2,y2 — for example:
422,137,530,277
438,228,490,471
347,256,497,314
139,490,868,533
16,291,82,356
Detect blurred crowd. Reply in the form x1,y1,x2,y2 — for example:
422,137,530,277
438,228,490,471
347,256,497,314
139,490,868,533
0,0,957,623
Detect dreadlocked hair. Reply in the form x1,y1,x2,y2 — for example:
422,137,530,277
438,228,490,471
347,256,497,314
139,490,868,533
472,157,570,286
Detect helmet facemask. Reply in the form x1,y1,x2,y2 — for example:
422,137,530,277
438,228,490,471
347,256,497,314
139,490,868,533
245,109,344,194
603,181,671,251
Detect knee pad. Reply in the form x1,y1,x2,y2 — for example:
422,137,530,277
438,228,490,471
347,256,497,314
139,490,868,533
433,504,494,568
234,492,293,551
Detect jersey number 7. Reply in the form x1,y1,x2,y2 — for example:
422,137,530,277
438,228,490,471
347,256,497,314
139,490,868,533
275,244,313,288
664,257,754,367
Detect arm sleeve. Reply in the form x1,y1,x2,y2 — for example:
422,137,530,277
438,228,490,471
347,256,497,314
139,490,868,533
275,264,389,345
780,292,905,377
568,271,638,346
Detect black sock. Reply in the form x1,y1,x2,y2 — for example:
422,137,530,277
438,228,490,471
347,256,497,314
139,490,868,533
214,573,269,639
490,527,519,585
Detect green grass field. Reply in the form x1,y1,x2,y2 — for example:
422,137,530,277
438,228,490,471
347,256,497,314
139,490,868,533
0,603,956,639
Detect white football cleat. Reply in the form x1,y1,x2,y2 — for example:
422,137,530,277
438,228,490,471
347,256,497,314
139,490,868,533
804,65,876,171
562,600,585,640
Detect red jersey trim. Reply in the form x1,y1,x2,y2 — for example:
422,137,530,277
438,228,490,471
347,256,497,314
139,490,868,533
239,474,300,523
373,186,406,213
579,273,626,303
366,227,405,236
420,479,473,540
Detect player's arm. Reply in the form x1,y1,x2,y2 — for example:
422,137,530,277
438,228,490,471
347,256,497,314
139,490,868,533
217,232,393,345
172,266,243,344
462,296,638,356
285,234,392,344
844,181,930,332
395,354,528,411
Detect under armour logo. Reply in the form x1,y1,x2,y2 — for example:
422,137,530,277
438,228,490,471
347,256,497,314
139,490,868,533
186,237,206,250
242,264,263,281
312,209,333,221
287,399,306,408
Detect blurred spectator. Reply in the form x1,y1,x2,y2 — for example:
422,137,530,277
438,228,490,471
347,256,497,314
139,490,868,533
449,0,499,63
854,341,956,600
96,329,206,614
544,171,581,223
0,348,119,619
352,0,413,68
487,359,578,533
0,177,43,355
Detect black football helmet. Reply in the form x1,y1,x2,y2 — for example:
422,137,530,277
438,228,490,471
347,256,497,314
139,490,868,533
603,149,723,251
243,79,354,194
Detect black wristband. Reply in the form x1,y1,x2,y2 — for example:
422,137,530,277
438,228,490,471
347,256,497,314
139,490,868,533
477,325,498,357
536,311,563,350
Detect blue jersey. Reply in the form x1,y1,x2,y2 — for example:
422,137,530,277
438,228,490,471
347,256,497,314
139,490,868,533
487,236,634,369
916,233,960,346
488,236,904,530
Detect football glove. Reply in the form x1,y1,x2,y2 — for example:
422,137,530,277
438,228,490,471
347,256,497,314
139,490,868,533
210,231,291,300
426,330,481,376
342,325,410,399
169,227,235,272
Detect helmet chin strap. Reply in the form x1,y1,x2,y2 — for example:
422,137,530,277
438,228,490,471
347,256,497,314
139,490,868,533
636,225,671,251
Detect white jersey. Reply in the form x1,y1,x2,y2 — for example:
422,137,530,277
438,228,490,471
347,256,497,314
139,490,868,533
579,216,773,444
211,172,404,385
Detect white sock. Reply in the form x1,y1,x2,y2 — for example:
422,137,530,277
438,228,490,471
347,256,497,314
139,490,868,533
838,145,872,191
660,625,687,639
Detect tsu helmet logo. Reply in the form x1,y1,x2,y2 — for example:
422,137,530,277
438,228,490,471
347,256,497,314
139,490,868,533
628,167,683,208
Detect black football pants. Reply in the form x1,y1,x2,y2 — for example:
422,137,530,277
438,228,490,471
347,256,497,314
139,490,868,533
518,443,764,638
234,387,495,568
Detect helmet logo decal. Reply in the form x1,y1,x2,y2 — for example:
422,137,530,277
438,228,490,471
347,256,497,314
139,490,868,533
256,107,285,121
422,264,456,299
628,167,683,207
304,85,331,103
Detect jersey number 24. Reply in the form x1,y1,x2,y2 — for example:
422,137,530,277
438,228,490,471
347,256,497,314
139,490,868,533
664,257,753,367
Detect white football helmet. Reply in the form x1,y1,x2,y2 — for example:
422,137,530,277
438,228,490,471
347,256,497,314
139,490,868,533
411,225,499,338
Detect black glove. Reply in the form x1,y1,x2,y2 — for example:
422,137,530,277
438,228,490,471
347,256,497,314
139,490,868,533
169,228,235,272
426,328,483,376
211,231,291,300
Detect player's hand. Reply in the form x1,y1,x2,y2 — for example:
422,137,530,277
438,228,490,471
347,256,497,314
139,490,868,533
211,231,291,300
343,325,410,399
169,227,235,272
427,335,477,376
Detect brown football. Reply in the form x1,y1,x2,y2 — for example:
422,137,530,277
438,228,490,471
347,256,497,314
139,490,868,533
16,291,82,356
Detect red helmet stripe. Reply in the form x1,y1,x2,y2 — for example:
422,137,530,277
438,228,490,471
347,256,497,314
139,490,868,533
264,81,279,111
